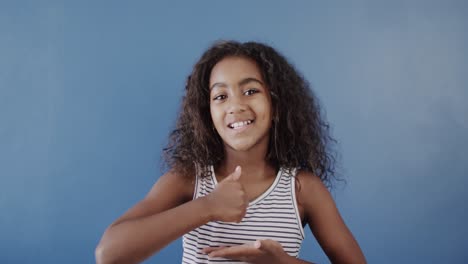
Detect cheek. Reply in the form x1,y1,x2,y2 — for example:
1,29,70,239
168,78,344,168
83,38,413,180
210,105,223,128
256,99,273,122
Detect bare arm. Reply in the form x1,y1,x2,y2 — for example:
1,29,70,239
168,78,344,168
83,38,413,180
95,167,248,264
297,171,366,264
95,170,206,264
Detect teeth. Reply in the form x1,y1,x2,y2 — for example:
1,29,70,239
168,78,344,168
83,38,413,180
229,120,252,129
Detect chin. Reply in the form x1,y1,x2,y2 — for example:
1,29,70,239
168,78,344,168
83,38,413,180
225,140,256,152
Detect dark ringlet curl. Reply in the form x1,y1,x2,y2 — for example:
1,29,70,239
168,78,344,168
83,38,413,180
163,40,340,188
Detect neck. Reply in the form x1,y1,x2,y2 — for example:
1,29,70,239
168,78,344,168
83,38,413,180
217,142,276,182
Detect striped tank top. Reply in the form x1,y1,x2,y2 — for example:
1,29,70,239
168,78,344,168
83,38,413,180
182,165,305,263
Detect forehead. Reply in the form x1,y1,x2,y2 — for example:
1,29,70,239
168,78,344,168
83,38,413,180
209,56,263,85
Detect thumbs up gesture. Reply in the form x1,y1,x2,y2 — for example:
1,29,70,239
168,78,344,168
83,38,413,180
204,166,248,223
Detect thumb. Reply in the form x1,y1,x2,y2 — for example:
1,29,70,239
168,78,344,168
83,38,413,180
222,166,241,182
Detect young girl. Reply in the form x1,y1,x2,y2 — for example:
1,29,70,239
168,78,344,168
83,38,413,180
96,41,366,264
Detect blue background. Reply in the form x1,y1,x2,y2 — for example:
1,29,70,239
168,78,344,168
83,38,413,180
1,1,467,263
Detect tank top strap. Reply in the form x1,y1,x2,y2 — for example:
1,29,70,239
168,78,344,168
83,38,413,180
193,165,216,200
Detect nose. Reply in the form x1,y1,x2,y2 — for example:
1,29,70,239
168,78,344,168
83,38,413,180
227,95,246,114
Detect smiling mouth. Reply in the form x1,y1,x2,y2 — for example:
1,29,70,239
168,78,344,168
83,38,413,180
227,119,254,129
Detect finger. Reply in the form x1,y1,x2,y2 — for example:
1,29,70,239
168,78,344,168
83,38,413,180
221,166,241,182
208,243,258,258
202,246,227,254
254,239,281,253
232,166,241,181
254,240,261,249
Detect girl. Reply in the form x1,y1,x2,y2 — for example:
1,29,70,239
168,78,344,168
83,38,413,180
96,41,366,264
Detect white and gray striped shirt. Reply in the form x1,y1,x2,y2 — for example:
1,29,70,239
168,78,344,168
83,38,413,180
182,166,305,264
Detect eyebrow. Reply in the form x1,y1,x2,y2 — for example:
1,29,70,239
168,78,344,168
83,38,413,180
210,77,264,90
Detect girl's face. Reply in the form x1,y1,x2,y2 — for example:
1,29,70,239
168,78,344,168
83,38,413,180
209,56,273,152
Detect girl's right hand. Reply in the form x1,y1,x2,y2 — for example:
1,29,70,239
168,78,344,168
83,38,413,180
204,166,248,223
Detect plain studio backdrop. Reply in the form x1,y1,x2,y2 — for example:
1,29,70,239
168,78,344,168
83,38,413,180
1,1,467,263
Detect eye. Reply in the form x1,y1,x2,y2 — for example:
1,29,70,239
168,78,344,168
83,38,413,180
244,89,259,96
213,94,227,101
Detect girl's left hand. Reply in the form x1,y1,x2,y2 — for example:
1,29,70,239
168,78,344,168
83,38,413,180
202,239,291,264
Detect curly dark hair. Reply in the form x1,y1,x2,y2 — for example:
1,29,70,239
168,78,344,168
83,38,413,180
163,40,339,188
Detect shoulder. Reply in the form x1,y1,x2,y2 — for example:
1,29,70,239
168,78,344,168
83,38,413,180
110,169,195,227
295,169,327,197
146,169,195,203
294,170,334,218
